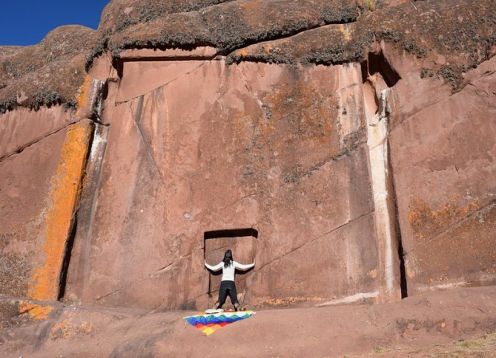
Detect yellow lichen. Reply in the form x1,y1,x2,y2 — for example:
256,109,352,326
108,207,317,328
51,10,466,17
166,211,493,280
237,49,248,57
75,75,93,117
368,269,378,279
408,197,480,240
365,0,376,11
19,301,54,320
27,121,92,302
338,24,352,41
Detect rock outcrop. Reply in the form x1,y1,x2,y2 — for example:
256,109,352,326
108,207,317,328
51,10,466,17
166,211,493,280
0,0,495,319
0,26,97,112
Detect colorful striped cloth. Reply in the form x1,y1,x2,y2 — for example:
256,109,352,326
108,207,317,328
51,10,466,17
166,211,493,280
184,311,255,336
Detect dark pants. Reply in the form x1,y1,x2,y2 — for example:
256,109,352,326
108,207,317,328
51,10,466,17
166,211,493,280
217,280,238,308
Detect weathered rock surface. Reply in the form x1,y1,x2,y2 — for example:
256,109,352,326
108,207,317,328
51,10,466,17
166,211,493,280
64,60,380,309
1,287,496,357
230,0,496,89
0,106,75,159
0,117,92,302
0,0,495,328
387,52,496,294
105,0,361,54
0,127,66,298
0,26,97,112
2,0,494,111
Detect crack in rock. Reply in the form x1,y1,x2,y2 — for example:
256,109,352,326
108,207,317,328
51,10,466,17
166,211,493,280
255,210,374,274
0,119,79,162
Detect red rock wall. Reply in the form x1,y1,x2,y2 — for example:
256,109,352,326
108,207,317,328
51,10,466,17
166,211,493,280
64,59,383,310
0,118,66,298
66,43,496,311
3,49,494,312
2,0,495,314
0,108,92,304
386,50,496,294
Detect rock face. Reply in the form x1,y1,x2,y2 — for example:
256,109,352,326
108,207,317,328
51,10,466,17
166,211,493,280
0,26,97,112
0,0,495,314
387,52,496,294
65,60,381,309
0,115,92,302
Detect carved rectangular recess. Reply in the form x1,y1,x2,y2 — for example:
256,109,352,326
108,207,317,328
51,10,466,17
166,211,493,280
203,228,257,301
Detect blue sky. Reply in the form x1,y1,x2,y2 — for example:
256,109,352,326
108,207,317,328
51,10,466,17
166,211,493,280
0,1,108,46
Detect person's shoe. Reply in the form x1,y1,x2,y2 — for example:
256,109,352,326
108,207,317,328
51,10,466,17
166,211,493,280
205,308,223,314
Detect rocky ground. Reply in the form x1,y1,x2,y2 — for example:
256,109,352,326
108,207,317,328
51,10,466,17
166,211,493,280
1,286,495,357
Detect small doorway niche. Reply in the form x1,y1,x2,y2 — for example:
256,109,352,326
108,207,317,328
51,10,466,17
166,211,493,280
203,228,258,306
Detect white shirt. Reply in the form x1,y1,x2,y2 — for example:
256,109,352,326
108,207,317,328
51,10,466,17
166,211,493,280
204,260,255,281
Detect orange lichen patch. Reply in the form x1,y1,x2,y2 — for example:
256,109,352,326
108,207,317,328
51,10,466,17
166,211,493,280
75,75,93,117
264,80,335,144
19,301,54,320
239,0,261,12
263,45,273,54
50,319,93,340
338,24,352,41
27,121,92,302
236,49,249,57
408,197,480,240
50,321,70,340
368,269,378,279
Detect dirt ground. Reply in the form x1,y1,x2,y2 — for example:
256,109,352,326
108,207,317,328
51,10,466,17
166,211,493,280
1,286,496,357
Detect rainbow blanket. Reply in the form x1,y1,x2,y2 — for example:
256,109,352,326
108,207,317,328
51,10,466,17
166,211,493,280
184,311,255,336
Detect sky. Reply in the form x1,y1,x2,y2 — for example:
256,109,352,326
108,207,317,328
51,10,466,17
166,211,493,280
0,1,109,46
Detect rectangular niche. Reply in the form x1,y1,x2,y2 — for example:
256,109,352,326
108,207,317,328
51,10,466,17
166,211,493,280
204,228,257,303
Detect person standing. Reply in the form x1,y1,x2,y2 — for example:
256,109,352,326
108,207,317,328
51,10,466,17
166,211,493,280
204,249,255,311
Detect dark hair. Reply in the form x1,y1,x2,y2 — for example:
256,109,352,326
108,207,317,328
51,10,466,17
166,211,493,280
223,249,233,268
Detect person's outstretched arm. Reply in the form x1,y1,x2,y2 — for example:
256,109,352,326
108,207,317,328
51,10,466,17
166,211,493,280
234,261,255,271
205,261,223,272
